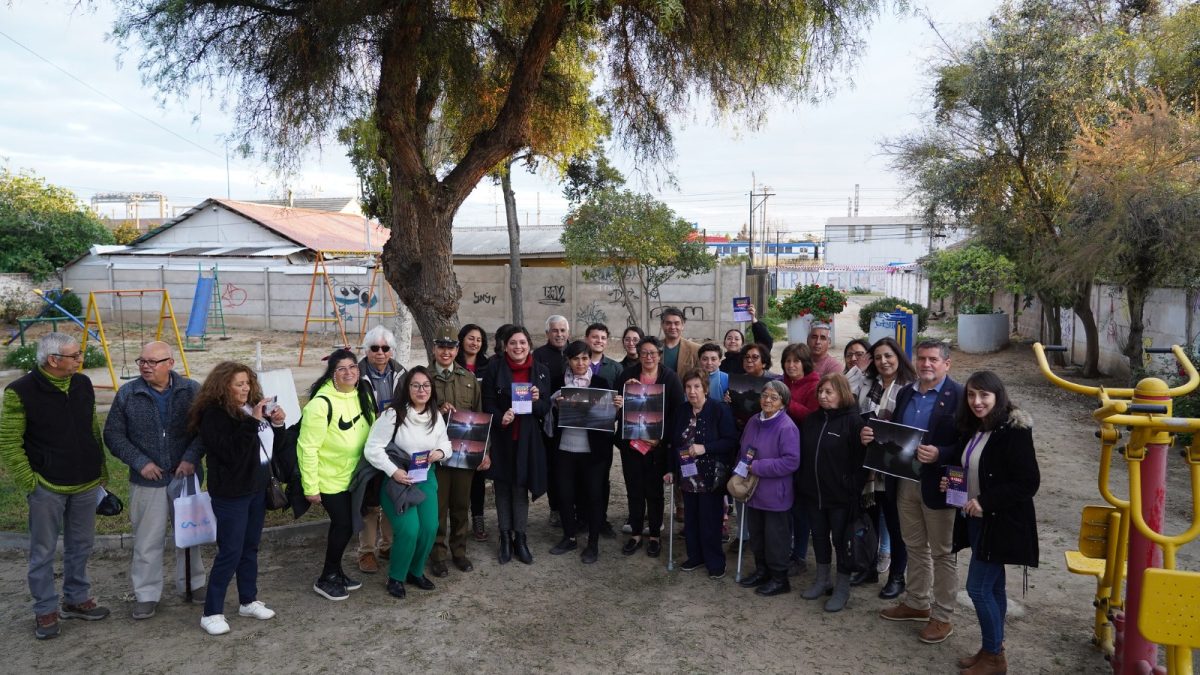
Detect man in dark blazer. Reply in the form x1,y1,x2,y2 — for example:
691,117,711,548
533,315,569,527
861,341,963,646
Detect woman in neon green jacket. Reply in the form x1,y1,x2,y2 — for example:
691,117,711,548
297,348,377,602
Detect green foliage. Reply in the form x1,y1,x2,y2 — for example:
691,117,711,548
758,296,788,341
46,291,83,319
0,169,114,280
850,286,871,294
924,245,1019,313
776,284,848,323
857,297,929,334
4,343,105,370
563,146,626,204
110,222,142,245
0,288,37,324
562,189,714,325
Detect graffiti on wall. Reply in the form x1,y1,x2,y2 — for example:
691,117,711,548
539,285,566,305
329,276,378,323
473,291,497,305
576,300,607,327
221,282,247,308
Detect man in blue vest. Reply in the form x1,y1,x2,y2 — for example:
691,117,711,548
0,333,111,640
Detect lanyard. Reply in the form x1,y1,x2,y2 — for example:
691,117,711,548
963,431,986,475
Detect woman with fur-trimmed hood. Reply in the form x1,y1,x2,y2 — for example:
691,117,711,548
945,371,1040,675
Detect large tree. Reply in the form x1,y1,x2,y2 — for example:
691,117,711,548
111,0,885,356
886,0,1132,376
0,168,114,280
1067,90,1200,374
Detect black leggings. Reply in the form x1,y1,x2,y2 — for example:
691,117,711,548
620,446,664,538
808,504,852,574
556,450,609,541
470,471,486,517
320,491,353,577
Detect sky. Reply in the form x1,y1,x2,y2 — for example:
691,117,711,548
0,1,1000,237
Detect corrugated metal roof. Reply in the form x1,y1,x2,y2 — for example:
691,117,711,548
452,226,564,258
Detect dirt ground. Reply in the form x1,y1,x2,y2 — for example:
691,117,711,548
0,314,1197,673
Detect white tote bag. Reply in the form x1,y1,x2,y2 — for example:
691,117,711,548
174,475,218,549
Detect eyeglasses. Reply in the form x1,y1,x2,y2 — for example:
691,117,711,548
638,351,660,358
410,382,432,391
53,352,84,361
135,357,171,367
744,353,762,361
847,351,868,359
334,364,360,375
369,345,391,353
760,393,782,402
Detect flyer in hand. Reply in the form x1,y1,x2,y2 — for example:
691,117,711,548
512,383,533,415
445,410,491,470
622,382,665,440
863,418,926,482
408,451,431,483
945,465,968,507
557,387,618,432
732,296,752,322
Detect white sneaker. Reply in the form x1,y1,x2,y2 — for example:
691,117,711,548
200,614,230,635
238,601,276,620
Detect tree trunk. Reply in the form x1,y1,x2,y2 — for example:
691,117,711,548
392,301,414,364
502,160,523,326
1073,281,1102,378
1122,283,1148,379
1037,292,1064,367
381,192,461,361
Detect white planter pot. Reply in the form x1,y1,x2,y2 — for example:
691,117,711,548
786,314,836,345
957,312,1009,353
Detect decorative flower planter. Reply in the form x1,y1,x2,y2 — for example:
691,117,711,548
786,314,836,344
957,312,1009,353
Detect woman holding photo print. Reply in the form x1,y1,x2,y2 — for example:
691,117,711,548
664,369,739,578
942,371,1039,675
363,367,451,599
857,336,918,600
617,336,684,558
482,326,552,566
548,341,621,564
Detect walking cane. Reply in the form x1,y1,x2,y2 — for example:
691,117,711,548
666,483,675,571
735,500,747,582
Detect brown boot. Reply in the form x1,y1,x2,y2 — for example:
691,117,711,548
357,551,379,574
957,648,984,669
959,650,1006,675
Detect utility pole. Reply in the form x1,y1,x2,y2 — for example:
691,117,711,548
748,183,775,268
854,183,860,217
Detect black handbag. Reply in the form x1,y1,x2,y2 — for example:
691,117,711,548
844,508,879,574
265,469,288,511
96,489,124,517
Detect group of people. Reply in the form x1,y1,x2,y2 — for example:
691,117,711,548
2,308,1039,673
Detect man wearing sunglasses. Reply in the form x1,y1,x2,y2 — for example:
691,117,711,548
1,333,111,639
104,341,205,622
355,325,407,573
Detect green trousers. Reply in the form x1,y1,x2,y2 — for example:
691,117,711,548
380,467,439,581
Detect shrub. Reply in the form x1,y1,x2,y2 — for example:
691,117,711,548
0,288,37,324
46,290,83,319
857,297,929,334
924,245,1019,313
851,286,871,294
776,284,848,323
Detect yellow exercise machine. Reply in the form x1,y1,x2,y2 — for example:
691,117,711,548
1034,343,1200,675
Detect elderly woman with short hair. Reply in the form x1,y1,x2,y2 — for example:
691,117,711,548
356,325,406,573
736,379,801,596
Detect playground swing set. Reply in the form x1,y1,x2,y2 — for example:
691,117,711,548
81,289,191,389
1034,343,1200,675
297,250,397,365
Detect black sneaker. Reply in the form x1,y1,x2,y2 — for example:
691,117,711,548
549,537,577,555
60,599,110,621
338,571,363,591
680,559,705,572
386,578,406,599
580,544,599,565
645,539,662,558
709,569,727,580
313,575,349,601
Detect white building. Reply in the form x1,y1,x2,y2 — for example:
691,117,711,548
823,215,963,267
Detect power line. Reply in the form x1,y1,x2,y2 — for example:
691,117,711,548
0,28,224,160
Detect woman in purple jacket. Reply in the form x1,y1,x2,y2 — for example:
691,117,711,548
736,379,801,596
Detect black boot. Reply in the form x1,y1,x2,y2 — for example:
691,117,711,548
756,570,791,596
850,568,879,586
879,572,905,599
514,532,534,565
738,568,770,588
498,530,513,565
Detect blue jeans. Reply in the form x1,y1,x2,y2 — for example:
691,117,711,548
27,485,100,616
204,491,266,617
966,518,1006,653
